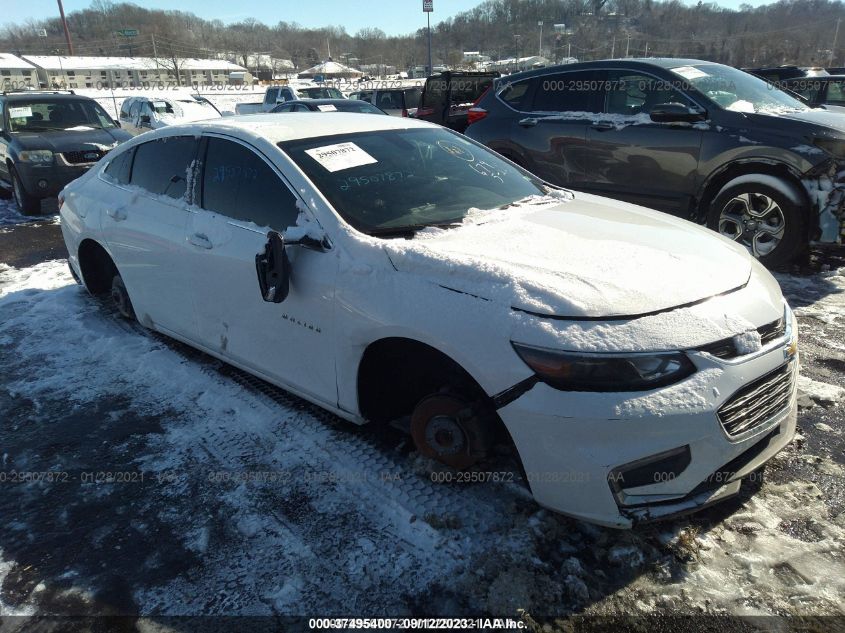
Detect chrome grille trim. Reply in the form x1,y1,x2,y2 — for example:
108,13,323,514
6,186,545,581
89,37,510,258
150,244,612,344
718,362,795,437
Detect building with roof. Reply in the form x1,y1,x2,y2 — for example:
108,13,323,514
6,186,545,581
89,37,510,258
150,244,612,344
18,55,250,89
0,53,37,90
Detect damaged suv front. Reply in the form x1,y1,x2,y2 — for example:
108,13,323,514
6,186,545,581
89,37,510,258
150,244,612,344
801,136,845,244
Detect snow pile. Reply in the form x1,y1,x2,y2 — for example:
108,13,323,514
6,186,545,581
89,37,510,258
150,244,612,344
797,375,845,406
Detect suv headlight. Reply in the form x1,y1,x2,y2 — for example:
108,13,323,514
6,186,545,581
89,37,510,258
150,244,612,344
18,150,54,163
511,343,696,392
812,138,845,159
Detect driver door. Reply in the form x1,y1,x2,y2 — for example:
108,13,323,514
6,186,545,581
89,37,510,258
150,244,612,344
187,135,339,405
582,69,704,215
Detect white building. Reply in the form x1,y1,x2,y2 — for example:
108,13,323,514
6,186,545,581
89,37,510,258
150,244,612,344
19,55,249,89
0,53,37,90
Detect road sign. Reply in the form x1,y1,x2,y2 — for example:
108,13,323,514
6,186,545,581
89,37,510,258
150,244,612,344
116,29,138,37
423,0,433,12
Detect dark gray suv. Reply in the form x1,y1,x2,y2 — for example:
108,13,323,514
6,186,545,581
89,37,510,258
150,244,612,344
465,59,845,266
0,91,131,214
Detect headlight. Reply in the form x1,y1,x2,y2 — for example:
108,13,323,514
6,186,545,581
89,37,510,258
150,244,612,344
18,150,54,163
812,138,845,159
511,343,696,392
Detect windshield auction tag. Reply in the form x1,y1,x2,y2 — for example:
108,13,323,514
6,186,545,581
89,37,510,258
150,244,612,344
9,106,33,118
305,142,377,172
672,66,708,81
316,104,338,112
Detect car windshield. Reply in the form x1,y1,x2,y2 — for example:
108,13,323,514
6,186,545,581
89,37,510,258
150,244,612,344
298,87,344,99
280,128,549,235
7,99,117,132
671,64,809,113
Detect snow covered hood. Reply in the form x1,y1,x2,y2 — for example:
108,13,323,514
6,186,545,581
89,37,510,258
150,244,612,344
384,193,753,319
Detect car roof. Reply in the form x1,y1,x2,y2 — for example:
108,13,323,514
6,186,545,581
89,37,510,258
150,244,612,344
2,92,94,102
500,57,719,81
158,112,435,143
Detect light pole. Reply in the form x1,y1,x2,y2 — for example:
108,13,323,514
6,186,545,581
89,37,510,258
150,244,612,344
424,0,433,76
514,34,521,72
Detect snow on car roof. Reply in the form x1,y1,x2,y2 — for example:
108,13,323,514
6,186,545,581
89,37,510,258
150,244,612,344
158,112,435,143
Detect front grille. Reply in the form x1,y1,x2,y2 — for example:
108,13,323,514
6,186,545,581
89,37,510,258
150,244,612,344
718,362,794,437
62,149,106,164
758,318,785,345
698,316,786,359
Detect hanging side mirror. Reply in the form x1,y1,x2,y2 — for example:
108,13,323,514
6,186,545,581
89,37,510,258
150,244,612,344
255,231,290,303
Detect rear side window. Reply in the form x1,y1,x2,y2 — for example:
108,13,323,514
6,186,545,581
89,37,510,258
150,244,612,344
531,71,601,113
130,136,198,200
377,91,404,110
498,79,531,109
200,138,299,231
119,99,132,118
103,147,134,185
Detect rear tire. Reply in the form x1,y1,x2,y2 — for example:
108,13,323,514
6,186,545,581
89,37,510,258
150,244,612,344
110,274,135,320
706,178,806,268
11,165,41,215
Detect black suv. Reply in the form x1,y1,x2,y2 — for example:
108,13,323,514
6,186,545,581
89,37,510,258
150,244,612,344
465,59,845,266
0,91,131,214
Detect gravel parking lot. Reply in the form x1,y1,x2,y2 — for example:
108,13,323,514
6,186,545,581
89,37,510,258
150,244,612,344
0,199,843,629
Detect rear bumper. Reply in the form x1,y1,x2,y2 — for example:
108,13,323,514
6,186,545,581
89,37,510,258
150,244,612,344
498,328,799,528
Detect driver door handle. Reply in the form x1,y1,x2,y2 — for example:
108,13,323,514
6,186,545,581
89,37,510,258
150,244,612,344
518,117,539,127
591,121,615,131
105,207,127,221
189,233,213,249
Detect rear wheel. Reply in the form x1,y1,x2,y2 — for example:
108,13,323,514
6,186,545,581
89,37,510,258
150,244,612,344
11,165,41,215
110,274,135,320
707,178,806,268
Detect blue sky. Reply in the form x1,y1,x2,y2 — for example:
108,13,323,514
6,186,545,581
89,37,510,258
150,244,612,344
4,0,779,35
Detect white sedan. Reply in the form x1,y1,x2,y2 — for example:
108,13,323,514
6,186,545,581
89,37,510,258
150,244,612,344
59,113,799,528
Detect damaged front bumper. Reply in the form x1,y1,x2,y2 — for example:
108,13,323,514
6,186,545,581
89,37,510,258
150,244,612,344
803,160,845,244
497,309,799,529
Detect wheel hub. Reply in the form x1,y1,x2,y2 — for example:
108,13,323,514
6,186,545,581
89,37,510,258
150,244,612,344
410,394,490,469
717,192,785,258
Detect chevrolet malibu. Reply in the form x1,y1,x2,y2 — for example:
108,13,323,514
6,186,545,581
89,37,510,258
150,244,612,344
59,114,799,528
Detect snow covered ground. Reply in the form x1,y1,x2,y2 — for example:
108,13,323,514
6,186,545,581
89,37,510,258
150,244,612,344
0,225,844,624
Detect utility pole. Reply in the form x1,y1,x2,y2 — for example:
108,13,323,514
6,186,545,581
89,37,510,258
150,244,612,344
57,0,74,55
611,35,615,58
538,21,544,57
626,33,630,57
831,17,841,66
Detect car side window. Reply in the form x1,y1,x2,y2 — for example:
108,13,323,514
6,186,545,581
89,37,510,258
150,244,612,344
119,99,131,118
498,79,531,110
130,136,198,200
201,138,299,231
604,71,690,116
826,80,845,105
103,147,135,185
129,100,141,118
531,71,601,113
264,88,279,104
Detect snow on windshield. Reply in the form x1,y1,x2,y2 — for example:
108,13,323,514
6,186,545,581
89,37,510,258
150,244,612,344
673,64,809,114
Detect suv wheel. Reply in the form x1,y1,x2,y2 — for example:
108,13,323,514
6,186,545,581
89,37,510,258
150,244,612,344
707,178,806,268
11,165,41,215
